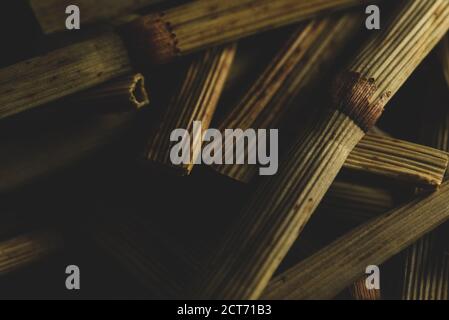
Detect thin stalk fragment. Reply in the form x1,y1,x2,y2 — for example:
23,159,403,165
215,132,449,189
0,34,132,120
124,0,373,64
146,44,236,175
0,73,148,192
262,181,449,300
211,13,362,180
199,0,449,300
0,231,62,276
403,108,449,300
70,73,150,111
344,134,449,188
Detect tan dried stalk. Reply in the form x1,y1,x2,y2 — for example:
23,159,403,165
0,34,132,120
0,231,62,276
0,73,147,192
125,0,373,64
146,45,236,175
75,180,392,299
302,180,395,300
403,231,449,300
403,109,449,300
198,0,449,300
345,134,449,188
216,132,449,189
263,181,449,300
70,73,149,110
211,13,362,180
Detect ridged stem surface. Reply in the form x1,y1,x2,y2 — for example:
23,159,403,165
263,181,449,300
146,45,236,174
199,0,449,300
0,33,132,120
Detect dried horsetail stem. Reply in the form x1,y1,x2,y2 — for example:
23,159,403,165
69,73,150,111
403,231,449,300
124,0,373,64
294,180,395,300
30,0,166,34
85,182,394,299
206,16,447,189
262,181,449,300
210,13,363,180
292,180,396,300
0,231,62,276
403,109,449,300
216,131,449,189
0,33,132,120
146,45,236,175
344,134,449,188
198,0,449,300
0,73,148,193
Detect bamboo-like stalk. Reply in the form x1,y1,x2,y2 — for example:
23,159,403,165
199,0,449,300
441,35,449,89
70,73,150,111
80,180,392,299
215,132,449,188
211,13,362,179
307,177,403,299
345,134,449,188
262,181,449,300
403,230,449,300
0,33,132,120
146,44,236,175
30,0,165,34
296,180,394,300
403,109,449,300
88,214,200,299
124,0,373,64
0,73,147,192
0,231,62,276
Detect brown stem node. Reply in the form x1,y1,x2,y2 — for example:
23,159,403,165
331,71,386,131
121,14,179,66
